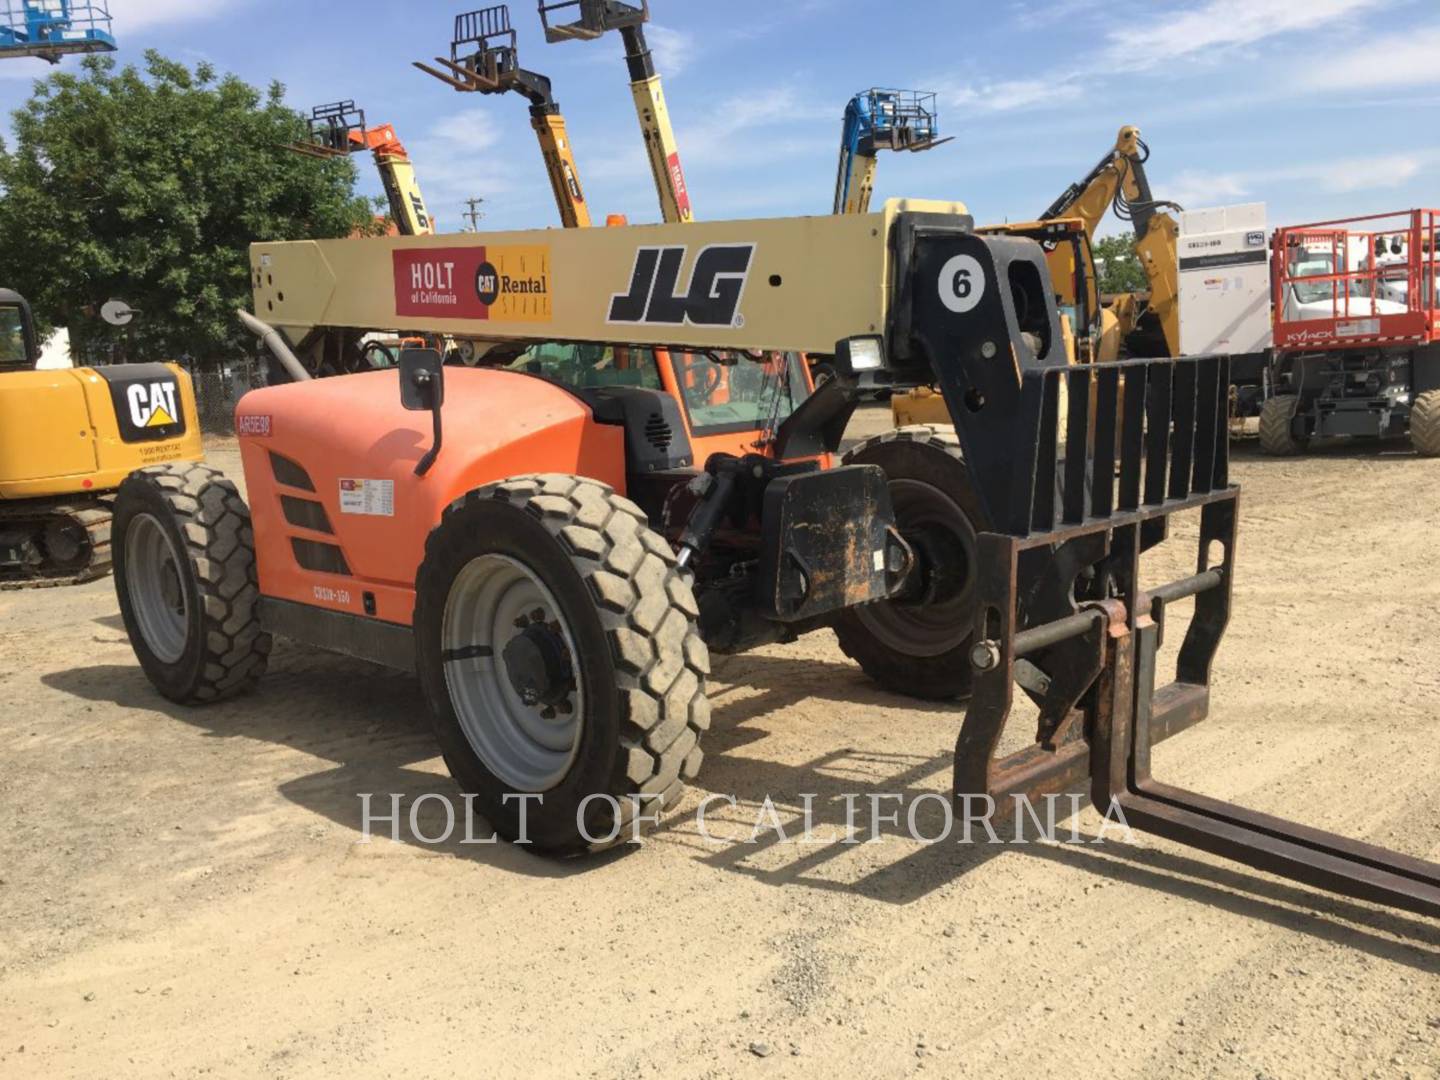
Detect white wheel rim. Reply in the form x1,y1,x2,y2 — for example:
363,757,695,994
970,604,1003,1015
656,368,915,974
124,512,189,664
441,554,585,791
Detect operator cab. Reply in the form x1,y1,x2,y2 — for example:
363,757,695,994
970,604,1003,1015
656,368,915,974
0,290,39,372
500,341,813,460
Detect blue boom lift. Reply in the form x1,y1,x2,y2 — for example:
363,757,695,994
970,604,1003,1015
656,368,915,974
0,1,116,63
833,88,950,215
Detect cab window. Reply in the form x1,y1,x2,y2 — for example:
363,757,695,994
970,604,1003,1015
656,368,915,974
670,351,808,435
0,305,30,371
509,342,662,390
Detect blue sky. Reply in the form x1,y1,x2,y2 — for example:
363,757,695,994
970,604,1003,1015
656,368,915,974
1,0,1437,235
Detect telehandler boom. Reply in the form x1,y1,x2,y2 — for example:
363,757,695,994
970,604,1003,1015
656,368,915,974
537,0,693,224
417,5,592,229
112,200,1440,917
289,101,436,237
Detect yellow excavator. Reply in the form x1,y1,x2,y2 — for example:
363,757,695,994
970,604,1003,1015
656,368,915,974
416,5,592,228
0,289,202,587
1039,124,1182,359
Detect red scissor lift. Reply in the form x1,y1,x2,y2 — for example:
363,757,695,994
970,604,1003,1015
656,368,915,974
1262,208,1440,456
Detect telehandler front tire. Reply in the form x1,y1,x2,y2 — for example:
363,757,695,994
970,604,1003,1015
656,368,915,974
113,464,271,704
1259,394,1307,456
414,475,710,855
1409,389,1440,457
833,425,981,701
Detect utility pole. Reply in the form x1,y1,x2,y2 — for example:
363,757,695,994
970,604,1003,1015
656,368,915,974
462,197,486,231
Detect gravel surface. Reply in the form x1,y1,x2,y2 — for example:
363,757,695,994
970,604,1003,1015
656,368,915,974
1,406,1437,1078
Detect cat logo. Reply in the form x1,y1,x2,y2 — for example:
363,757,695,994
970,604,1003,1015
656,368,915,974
608,244,755,327
127,381,181,429
97,363,190,444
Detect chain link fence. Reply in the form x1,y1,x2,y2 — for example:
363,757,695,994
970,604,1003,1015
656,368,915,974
184,356,265,436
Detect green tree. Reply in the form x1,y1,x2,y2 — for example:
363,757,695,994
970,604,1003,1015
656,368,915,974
0,52,378,364
1092,232,1148,295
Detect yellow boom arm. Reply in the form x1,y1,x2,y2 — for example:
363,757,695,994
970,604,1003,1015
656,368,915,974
1041,125,1182,357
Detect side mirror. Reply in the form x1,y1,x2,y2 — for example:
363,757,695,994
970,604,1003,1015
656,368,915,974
398,347,445,476
399,347,445,411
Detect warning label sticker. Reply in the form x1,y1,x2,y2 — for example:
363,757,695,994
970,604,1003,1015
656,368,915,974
339,478,394,517
393,244,552,322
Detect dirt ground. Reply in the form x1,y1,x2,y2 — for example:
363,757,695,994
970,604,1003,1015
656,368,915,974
1,405,1438,1079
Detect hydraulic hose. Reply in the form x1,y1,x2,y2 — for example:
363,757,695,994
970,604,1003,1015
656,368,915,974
237,309,311,383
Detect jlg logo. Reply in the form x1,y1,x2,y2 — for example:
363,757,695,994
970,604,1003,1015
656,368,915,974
608,244,755,327
126,381,180,430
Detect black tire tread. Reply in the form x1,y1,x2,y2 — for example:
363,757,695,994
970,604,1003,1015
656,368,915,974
833,424,977,701
1259,395,1304,456
118,463,271,704
426,473,709,851
1410,389,1440,457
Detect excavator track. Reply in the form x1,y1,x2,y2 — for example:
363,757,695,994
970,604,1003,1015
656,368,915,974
0,496,113,589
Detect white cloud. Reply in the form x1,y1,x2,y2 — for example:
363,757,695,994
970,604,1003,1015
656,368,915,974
1162,169,1255,210
1306,24,1440,90
1157,150,1436,211
936,77,1072,114
112,0,244,32
646,24,696,79
677,79,832,164
1103,0,1384,70
425,109,502,153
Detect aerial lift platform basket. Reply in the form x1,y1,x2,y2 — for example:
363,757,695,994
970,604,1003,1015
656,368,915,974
0,1,115,63
833,88,952,216
113,201,1440,915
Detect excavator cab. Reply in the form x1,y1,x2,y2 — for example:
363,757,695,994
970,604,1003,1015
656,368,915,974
0,290,38,371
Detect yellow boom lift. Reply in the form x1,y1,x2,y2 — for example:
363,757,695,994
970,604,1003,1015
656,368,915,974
416,5,592,228
0,289,201,586
536,0,693,224
290,101,436,237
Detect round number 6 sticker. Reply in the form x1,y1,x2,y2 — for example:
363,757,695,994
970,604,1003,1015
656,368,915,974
938,253,985,314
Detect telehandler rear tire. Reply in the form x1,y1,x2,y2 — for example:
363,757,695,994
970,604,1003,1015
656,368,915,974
833,425,981,701
1259,395,1306,456
414,474,710,855
1410,389,1440,457
112,464,271,704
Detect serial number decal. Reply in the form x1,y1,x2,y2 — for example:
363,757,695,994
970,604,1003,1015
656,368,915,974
236,414,272,438
312,585,353,606
339,478,394,517
393,245,552,323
